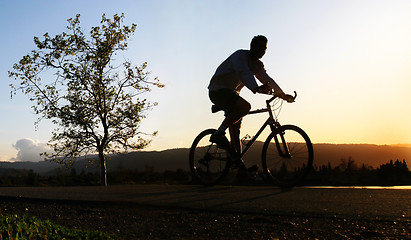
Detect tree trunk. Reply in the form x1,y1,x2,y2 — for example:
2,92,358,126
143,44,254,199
98,150,107,186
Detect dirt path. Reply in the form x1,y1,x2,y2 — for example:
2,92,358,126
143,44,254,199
0,196,408,239
0,185,410,239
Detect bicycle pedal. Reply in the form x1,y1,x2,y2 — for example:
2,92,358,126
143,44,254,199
247,164,259,173
231,160,245,169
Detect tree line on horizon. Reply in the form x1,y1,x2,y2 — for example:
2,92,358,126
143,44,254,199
0,158,409,187
306,158,410,186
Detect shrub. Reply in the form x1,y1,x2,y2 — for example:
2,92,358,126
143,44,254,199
0,213,119,239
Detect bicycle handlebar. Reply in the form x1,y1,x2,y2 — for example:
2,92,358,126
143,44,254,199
245,91,297,116
263,90,297,103
282,91,297,101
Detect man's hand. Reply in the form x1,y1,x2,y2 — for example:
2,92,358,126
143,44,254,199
275,91,295,103
256,85,296,103
282,94,295,103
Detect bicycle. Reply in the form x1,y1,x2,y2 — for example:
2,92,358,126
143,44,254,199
189,91,313,187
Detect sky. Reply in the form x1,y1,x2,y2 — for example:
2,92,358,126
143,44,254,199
0,0,410,162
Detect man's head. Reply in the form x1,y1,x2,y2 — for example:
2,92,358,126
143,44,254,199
250,35,268,59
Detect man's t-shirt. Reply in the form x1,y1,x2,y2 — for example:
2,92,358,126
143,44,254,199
208,49,282,94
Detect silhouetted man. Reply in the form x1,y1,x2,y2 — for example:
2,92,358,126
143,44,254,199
208,35,293,166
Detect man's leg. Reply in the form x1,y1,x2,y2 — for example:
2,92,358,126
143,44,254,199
212,97,250,151
220,97,250,133
229,119,242,154
209,90,250,150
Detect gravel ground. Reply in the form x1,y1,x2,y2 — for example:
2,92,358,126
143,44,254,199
0,197,409,239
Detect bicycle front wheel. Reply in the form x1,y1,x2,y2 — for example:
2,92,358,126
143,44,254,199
262,125,313,187
189,129,230,186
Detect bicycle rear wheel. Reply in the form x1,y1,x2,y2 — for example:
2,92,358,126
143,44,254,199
262,125,313,187
189,129,231,186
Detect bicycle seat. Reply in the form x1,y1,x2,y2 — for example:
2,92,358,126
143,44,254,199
211,105,223,113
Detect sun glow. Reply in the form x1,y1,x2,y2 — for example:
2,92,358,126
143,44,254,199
1,1,411,161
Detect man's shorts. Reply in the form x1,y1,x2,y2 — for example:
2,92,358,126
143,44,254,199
209,88,242,115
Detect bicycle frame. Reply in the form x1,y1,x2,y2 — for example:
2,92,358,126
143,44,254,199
190,90,312,187
239,95,291,159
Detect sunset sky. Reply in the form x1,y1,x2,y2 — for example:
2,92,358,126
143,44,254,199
0,0,410,162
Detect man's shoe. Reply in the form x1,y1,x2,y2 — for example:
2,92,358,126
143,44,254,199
209,131,230,150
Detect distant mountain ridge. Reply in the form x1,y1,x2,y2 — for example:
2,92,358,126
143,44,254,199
0,143,410,175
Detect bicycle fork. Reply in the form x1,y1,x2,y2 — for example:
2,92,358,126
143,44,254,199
270,123,292,159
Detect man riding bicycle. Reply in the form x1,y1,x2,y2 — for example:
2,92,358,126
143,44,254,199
208,35,294,167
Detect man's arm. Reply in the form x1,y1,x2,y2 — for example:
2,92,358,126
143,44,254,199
230,50,260,93
254,69,286,97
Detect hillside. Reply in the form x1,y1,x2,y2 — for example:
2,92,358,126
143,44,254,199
312,144,411,168
0,143,410,174
107,143,411,171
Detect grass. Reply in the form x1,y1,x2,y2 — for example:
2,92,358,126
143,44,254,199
0,213,120,240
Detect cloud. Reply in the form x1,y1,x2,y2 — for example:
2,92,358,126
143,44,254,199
12,138,50,162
